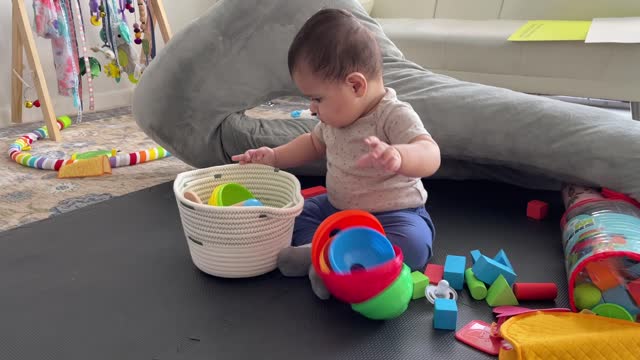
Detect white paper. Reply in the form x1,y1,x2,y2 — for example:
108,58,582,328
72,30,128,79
585,17,640,43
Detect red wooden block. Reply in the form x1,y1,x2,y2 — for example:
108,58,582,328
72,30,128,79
527,200,549,220
513,282,557,301
425,263,444,285
301,186,327,199
628,278,640,306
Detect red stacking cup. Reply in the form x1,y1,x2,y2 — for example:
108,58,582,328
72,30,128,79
513,282,558,301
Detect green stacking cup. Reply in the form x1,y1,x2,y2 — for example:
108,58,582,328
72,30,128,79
351,264,413,320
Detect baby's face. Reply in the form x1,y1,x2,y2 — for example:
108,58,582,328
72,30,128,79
293,65,363,128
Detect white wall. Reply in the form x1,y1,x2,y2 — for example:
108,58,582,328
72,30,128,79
0,0,216,127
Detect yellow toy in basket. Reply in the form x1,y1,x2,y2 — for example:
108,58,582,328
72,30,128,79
499,311,640,359
207,183,263,207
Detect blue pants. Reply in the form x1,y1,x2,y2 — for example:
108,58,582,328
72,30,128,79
292,194,435,271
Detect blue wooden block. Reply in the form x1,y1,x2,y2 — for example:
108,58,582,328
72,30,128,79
603,285,640,316
494,249,513,271
444,255,466,290
470,250,482,264
624,261,640,279
472,255,517,286
434,298,457,331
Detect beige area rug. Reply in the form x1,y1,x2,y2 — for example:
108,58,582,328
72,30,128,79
0,107,193,232
0,97,312,233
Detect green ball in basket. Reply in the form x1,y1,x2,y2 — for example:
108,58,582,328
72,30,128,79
208,183,263,207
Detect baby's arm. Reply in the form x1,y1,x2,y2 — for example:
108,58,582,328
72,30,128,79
273,132,325,169
360,103,441,178
358,135,440,178
393,135,440,178
232,132,325,168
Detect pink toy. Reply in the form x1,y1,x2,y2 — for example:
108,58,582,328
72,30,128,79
493,306,570,318
455,320,502,356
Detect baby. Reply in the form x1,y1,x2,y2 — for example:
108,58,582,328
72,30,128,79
232,8,440,298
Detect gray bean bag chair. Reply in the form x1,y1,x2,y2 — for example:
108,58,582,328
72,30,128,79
133,0,640,200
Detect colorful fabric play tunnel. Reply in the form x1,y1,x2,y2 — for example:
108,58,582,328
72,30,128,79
561,186,640,321
311,210,413,320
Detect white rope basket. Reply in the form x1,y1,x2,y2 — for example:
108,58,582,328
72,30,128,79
173,164,304,278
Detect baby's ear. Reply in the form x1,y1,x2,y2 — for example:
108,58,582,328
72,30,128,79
345,72,367,97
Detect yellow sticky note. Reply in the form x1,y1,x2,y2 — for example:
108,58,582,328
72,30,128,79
508,20,592,41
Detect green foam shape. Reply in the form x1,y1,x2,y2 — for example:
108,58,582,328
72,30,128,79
411,271,429,300
465,268,487,300
486,274,519,306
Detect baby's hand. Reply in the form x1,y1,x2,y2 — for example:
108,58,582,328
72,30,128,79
231,147,277,166
356,136,401,173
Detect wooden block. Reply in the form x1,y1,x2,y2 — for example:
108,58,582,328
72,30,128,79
585,260,622,291
602,285,639,316
465,268,487,300
301,186,327,199
472,255,517,286
627,279,640,306
434,298,457,331
494,249,513,271
486,275,518,307
424,263,444,285
470,249,482,264
58,156,111,178
411,271,429,300
527,200,549,220
444,255,466,290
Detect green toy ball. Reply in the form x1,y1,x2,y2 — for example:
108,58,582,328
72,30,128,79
574,283,602,310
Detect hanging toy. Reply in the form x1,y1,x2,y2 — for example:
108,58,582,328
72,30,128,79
124,0,135,13
90,0,102,27
104,61,121,81
133,23,142,45
90,16,101,26
25,96,41,109
91,46,116,62
118,22,132,44
13,69,41,110
79,56,102,78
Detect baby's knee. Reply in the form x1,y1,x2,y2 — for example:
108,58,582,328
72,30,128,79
403,241,432,272
387,226,433,272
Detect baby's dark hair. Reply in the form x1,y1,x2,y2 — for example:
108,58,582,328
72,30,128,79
288,8,382,82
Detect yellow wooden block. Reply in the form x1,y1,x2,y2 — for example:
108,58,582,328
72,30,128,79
58,156,111,178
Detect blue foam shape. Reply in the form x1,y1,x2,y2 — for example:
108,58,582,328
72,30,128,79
290,110,302,118
434,298,458,330
444,255,466,290
602,285,640,316
470,250,482,264
472,255,517,286
494,249,513,271
625,261,640,279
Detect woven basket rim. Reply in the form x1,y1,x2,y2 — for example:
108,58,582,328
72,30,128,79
173,163,304,215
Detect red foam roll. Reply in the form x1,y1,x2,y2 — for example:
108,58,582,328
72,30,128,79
513,282,557,301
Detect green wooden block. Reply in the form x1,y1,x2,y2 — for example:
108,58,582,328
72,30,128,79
486,274,518,307
465,267,487,300
411,271,430,300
